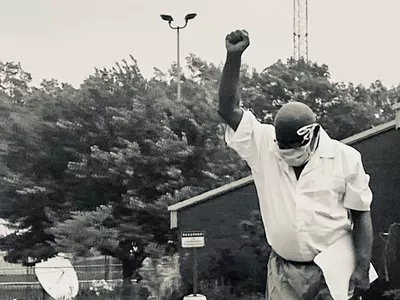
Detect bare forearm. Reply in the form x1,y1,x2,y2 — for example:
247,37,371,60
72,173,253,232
351,210,373,270
218,30,249,130
218,53,242,115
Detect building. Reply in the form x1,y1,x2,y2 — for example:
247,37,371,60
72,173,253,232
168,103,400,292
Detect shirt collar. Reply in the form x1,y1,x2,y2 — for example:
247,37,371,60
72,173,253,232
315,127,335,158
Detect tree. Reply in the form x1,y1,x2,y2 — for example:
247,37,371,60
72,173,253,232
48,57,194,282
0,61,32,104
50,55,250,282
240,59,336,121
50,205,153,282
0,79,86,264
241,58,395,140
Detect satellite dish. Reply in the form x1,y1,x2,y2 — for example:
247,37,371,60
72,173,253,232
35,254,79,299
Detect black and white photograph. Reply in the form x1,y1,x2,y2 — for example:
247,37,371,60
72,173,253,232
0,1,399,299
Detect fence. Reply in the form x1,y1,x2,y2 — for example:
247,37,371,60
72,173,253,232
0,262,123,300
0,255,181,300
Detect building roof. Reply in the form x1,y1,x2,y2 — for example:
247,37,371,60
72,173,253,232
340,120,396,144
168,120,397,213
167,175,253,212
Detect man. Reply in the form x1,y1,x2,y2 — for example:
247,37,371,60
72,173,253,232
218,29,373,300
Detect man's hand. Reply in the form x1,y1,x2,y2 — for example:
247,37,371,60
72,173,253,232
225,30,250,54
349,265,370,299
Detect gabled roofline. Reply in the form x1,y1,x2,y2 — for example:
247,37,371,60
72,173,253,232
168,120,397,212
167,175,253,211
341,120,396,145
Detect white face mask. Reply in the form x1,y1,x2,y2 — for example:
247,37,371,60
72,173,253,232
277,124,320,167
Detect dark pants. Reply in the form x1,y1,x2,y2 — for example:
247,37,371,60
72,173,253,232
267,251,334,300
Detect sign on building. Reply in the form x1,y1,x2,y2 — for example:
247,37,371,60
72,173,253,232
181,231,206,248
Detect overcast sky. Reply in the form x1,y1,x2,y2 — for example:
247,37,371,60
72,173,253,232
0,0,399,87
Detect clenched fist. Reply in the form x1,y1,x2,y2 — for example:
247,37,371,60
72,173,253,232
225,29,250,54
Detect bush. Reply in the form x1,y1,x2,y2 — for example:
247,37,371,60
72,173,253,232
179,211,270,296
180,247,268,296
139,254,183,300
196,283,264,300
75,281,150,300
383,289,400,300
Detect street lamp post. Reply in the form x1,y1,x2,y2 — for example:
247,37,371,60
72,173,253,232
160,13,197,102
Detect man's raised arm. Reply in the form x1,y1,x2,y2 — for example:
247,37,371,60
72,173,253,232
218,30,250,131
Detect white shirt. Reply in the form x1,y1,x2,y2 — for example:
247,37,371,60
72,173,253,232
225,109,373,262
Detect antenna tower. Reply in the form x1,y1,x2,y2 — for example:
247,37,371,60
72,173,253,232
293,0,309,61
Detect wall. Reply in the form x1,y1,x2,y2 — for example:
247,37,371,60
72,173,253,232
177,184,268,292
350,128,400,279
178,184,260,255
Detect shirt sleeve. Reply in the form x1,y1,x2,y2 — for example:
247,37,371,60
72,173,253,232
343,152,373,211
225,108,275,171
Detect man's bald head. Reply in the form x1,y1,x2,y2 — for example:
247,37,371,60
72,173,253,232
274,102,316,148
